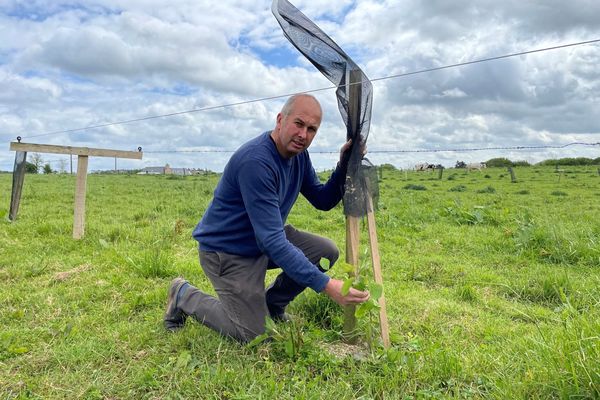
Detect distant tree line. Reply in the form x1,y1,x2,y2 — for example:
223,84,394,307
455,157,600,168
535,157,600,166
23,153,57,174
483,158,531,168
25,161,54,174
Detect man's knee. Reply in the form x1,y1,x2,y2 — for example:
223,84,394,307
231,286,268,342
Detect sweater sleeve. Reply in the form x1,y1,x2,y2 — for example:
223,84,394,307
237,159,330,292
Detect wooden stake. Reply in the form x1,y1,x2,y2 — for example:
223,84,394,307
73,155,89,239
366,193,390,348
343,216,360,342
343,68,363,342
9,151,27,221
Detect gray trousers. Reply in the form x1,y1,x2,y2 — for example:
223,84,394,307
178,225,339,343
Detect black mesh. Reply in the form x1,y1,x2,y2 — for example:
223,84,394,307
272,0,376,217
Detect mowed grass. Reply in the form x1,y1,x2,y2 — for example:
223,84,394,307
1,166,599,399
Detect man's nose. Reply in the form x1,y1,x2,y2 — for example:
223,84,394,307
297,127,307,138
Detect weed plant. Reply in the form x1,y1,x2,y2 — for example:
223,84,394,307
1,167,600,398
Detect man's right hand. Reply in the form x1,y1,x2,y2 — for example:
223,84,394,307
323,278,370,306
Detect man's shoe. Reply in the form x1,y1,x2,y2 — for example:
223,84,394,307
164,277,188,331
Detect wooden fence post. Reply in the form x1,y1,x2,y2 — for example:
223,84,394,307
9,151,27,221
508,166,517,183
437,166,444,180
73,155,89,239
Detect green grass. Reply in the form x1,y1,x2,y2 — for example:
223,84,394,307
1,167,600,398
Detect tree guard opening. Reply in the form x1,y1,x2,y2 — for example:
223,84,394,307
272,0,374,218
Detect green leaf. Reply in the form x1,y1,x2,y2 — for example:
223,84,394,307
355,299,380,318
385,348,402,363
99,239,109,248
339,261,355,275
355,304,366,318
319,257,331,271
247,333,270,348
354,278,367,291
341,278,354,296
369,283,383,301
265,316,276,332
175,351,191,370
355,302,373,318
284,339,294,358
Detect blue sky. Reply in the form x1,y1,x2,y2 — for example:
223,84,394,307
1,0,600,172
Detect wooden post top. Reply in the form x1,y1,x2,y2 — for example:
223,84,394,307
9,142,143,160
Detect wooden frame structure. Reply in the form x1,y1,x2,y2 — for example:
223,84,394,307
8,141,143,239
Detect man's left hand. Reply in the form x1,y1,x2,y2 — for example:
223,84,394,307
339,138,367,164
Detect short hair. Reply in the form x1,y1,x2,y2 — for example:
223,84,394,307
281,94,322,116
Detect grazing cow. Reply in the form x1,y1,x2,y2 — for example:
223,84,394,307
467,162,486,171
415,163,435,172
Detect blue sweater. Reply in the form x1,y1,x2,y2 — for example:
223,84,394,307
192,131,346,292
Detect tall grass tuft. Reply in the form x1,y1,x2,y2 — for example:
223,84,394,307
456,284,478,302
476,186,496,194
404,184,427,191
127,241,174,278
448,184,467,192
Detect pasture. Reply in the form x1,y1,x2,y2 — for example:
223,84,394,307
1,165,599,399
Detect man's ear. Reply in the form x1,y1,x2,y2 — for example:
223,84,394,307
273,113,283,135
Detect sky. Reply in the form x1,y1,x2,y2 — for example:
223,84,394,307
1,0,599,172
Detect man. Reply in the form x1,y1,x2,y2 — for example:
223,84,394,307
164,94,369,343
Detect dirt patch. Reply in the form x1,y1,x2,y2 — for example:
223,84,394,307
51,264,92,282
321,341,370,361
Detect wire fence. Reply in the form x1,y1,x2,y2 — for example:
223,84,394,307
18,39,600,142
143,142,600,154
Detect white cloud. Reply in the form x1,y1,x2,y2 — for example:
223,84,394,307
1,0,600,172
0,69,62,103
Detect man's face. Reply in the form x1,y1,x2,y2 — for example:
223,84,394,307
272,96,322,159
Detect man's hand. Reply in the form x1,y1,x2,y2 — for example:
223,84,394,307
339,138,368,165
339,139,352,164
323,278,369,306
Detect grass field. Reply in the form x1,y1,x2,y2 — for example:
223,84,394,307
1,166,599,399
